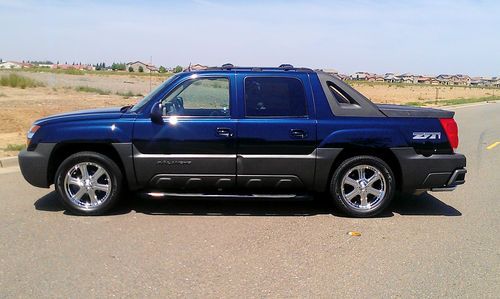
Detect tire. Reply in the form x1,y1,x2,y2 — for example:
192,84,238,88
55,151,123,215
330,155,395,217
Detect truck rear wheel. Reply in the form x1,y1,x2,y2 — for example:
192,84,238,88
330,155,395,217
55,151,123,216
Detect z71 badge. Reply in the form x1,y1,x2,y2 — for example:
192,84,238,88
412,132,441,140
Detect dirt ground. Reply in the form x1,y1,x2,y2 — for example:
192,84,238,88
0,85,135,156
351,82,497,104
0,71,498,157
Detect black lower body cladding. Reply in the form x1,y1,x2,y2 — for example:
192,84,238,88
18,143,56,188
391,147,466,192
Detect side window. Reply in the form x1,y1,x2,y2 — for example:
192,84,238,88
327,81,358,105
161,78,230,117
244,77,307,117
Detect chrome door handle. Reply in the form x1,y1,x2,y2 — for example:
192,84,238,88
290,129,307,139
216,127,233,138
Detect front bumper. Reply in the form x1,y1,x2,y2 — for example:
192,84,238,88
391,148,467,193
18,143,56,188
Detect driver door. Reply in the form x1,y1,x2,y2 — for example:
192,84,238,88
132,74,237,191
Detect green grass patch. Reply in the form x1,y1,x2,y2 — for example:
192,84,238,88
432,96,500,106
4,143,26,152
404,96,500,107
24,67,174,77
116,91,143,98
0,92,6,97
74,86,111,95
0,73,44,89
347,80,500,90
405,101,424,106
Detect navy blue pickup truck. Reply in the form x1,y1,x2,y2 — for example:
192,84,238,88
19,65,466,217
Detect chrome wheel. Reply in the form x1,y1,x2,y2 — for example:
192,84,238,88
340,164,386,210
63,162,111,209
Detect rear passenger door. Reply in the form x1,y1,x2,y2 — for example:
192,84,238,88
236,74,317,191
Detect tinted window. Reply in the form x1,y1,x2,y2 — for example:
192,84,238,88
161,78,230,117
327,81,358,105
244,77,307,117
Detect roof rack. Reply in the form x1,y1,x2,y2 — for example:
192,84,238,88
204,64,314,72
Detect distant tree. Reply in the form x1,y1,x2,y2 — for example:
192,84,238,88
138,65,144,73
173,65,183,73
158,66,167,73
128,66,134,72
111,62,126,71
102,62,106,69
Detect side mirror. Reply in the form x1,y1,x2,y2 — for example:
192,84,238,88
150,102,164,124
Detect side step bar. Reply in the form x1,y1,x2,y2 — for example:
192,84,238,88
145,192,313,201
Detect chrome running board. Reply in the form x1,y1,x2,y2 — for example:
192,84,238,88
146,192,312,200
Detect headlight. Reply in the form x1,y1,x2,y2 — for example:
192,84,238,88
27,125,40,146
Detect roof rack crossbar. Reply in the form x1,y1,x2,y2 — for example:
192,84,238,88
204,65,314,72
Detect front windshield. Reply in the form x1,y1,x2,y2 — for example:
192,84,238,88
130,74,180,112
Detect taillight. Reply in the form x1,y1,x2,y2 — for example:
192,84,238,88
439,118,459,150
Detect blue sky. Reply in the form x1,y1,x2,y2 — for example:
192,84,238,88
0,0,499,76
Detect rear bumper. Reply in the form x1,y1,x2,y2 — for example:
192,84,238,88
391,148,466,193
18,143,56,188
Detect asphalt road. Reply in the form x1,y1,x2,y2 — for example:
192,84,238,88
1,102,499,298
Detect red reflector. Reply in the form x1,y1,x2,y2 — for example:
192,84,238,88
439,118,459,150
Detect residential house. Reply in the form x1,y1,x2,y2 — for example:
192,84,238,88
0,61,31,69
492,77,500,87
51,63,94,71
384,73,401,83
366,74,384,82
126,61,158,73
416,76,432,84
400,73,416,84
350,71,370,80
436,74,452,85
454,74,471,85
470,77,483,86
436,74,470,86
482,77,500,87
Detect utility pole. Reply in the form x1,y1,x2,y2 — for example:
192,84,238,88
149,55,152,92
435,87,439,105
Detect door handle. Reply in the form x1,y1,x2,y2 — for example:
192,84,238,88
216,127,233,138
290,129,307,139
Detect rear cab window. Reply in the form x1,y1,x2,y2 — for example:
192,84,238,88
244,77,307,117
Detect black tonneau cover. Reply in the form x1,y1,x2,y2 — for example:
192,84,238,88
377,104,454,118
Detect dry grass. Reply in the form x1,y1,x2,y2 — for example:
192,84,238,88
0,73,44,89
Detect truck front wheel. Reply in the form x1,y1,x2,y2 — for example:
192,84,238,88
55,151,123,216
330,155,395,217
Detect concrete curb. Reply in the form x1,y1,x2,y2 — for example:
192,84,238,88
0,156,18,168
